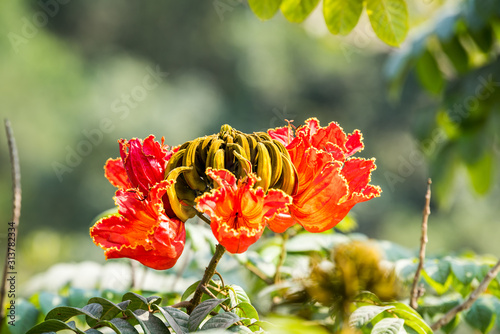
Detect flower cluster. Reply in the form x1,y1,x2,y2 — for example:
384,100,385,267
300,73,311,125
90,119,381,270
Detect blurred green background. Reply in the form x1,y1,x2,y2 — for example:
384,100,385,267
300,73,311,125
0,0,499,285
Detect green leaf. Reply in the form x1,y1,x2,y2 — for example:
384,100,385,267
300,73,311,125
9,299,39,334
487,274,500,299
181,280,201,301
458,131,489,166
280,0,320,23
147,296,162,306
466,151,493,195
122,292,149,311
449,258,480,285
125,309,170,334
366,0,408,47
227,325,253,333
464,297,496,333
354,291,382,305
105,318,139,334
201,312,242,331
85,329,104,334
389,305,432,334
440,35,469,74
468,25,494,53
45,304,102,323
227,285,251,308
234,302,259,321
372,318,405,334
422,263,453,295
348,305,395,328
26,319,85,334
248,0,283,20
323,0,363,35
154,305,189,334
87,297,129,325
188,299,225,332
415,49,444,95
262,315,331,333
423,259,451,285
418,294,462,318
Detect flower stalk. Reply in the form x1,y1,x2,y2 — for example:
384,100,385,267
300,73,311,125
0,120,21,324
187,243,226,314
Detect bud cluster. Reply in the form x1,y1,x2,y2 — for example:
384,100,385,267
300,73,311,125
165,125,298,221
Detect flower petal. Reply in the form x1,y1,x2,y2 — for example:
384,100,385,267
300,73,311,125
295,118,364,159
197,169,291,253
120,135,170,195
104,158,132,189
90,180,185,270
267,213,295,233
268,126,295,146
341,158,377,194
105,220,185,270
273,119,381,233
290,156,349,232
309,121,348,153
296,118,321,139
345,130,364,156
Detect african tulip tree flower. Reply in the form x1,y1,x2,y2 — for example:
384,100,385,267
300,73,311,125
91,136,185,270
92,120,381,269
197,168,291,253
267,118,382,233
103,135,172,195
90,180,185,270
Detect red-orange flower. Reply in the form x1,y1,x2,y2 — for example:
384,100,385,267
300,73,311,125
196,169,291,253
268,118,381,233
91,136,185,270
91,180,185,270
117,135,172,195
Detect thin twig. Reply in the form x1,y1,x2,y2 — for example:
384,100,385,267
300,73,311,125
274,232,289,284
214,271,225,288
410,178,432,310
187,244,226,314
202,286,244,326
170,300,192,309
202,286,230,311
0,120,22,323
431,259,500,331
196,210,211,225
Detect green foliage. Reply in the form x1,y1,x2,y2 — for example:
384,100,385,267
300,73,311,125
24,290,262,334
350,292,432,334
323,0,364,35
15,230,500,334
385,0,500,203
248,0,409,46
365,0,409,47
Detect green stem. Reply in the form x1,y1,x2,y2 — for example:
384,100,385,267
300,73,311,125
187,243,226,314
274,232,288,284
196,210,211,226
